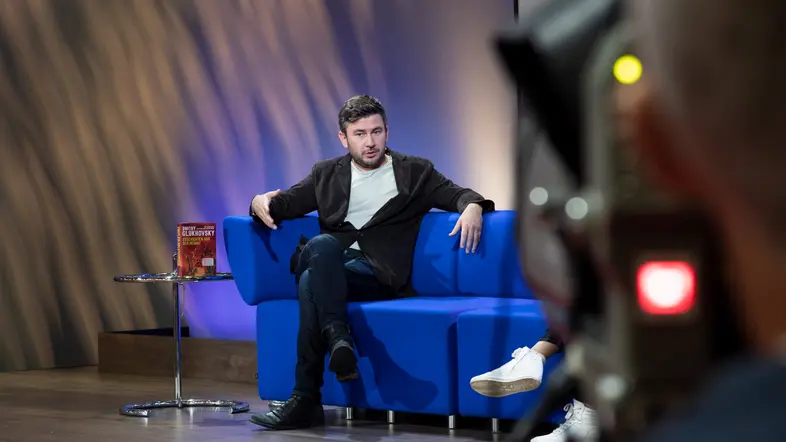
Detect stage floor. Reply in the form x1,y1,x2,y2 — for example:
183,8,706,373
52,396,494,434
0,367,506,442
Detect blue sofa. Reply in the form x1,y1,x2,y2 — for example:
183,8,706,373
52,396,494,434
223,210,564,426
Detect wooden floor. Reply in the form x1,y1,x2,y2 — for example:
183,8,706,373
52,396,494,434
0,367,509,442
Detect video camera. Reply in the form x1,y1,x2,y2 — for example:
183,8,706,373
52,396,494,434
495,0,744,440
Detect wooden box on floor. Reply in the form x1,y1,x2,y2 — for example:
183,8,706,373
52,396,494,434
98,328,256,384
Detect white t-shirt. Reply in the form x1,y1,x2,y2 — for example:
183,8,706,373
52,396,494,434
344,155,398,250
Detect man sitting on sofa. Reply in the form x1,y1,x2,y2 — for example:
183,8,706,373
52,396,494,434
247,94,495,430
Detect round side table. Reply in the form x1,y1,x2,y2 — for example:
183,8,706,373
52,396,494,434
113,254,250,417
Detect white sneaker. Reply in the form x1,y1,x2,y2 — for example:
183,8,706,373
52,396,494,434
531,399,598,442
470,346,545,397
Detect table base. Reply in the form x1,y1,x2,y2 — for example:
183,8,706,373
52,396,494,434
120,398,250,417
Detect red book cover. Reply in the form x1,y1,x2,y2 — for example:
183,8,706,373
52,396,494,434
177,222,217,277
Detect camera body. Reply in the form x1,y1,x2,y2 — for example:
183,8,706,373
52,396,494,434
496,0,743,439
573,22,730,439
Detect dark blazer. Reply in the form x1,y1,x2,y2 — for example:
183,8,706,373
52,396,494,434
250,148,495,297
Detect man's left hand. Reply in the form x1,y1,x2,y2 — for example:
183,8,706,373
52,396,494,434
449,203,483,253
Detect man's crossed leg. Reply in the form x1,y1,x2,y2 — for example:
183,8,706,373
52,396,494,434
250,234,390,430
470,331,598,442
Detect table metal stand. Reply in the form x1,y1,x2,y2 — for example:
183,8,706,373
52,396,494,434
114,254,250,417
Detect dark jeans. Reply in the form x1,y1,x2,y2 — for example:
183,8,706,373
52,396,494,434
292,234,390,401
540,328,565,352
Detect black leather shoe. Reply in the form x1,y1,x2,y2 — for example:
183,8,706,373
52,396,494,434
268,400,286,411
323,323,358,382
249,395,324,430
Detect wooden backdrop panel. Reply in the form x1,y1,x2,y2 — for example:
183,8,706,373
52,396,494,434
0,0,518,372
0,0,360,371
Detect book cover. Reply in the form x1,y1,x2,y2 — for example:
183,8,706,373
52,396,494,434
177,222,217,277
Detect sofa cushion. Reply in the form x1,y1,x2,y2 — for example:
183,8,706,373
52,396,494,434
411,212,461,296
456,303,565,421
227,211,530,304
255,297,533,414
457,211,534,299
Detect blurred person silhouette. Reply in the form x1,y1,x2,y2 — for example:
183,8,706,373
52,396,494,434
246,95,495,430
617,0,786,440
470,329,596,441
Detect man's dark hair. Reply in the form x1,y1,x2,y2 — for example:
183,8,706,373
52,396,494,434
338,95,387,133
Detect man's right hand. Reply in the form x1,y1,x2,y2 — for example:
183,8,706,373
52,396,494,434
251,189,282,230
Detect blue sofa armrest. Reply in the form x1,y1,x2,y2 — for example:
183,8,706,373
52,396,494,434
223,215,321,305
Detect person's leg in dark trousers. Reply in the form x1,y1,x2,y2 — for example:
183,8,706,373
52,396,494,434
532,328,564,358
471,327,565,397
293,238,381,396
250,234,382,430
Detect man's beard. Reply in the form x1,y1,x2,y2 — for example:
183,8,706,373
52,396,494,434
351,148,386,169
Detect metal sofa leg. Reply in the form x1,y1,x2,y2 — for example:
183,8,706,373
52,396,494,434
492,417,500,433
386,410,395,424
345,407,354,420
448,415,457,430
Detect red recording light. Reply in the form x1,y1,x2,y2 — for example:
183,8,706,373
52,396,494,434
637,261,696,315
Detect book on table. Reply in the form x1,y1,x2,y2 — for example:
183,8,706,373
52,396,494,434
176,222,217,277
